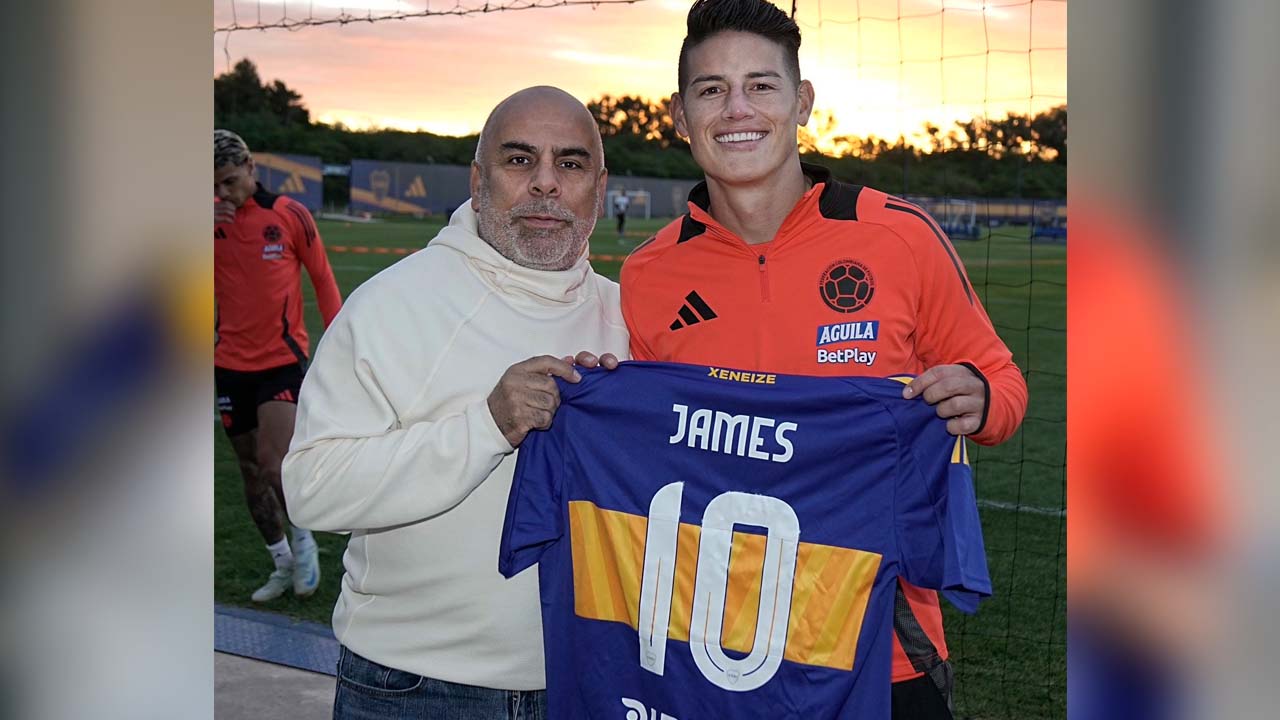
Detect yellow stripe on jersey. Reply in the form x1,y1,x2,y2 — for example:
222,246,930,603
568,500,643,627
667,522,699,641
796,540,882,669
952,436,969,466
721,531,765,649
568,500,883,672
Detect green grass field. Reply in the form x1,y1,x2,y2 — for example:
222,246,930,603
214,214,1065,719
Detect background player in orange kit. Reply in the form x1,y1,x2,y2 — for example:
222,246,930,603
214,129,342,602
620,1,1028,717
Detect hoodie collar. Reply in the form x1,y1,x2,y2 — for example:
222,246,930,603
428,203,592,306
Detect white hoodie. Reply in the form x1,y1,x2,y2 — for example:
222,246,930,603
282,204,630,690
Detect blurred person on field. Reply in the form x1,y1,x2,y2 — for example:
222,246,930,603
613,187,630,237
619,1,1028,717
282,86,628,719
214,129,342,602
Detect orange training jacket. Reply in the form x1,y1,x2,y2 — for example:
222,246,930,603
621,164,1028,681
214,183,342,371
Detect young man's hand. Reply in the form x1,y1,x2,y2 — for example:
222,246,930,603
562,351,621,370
215,199,237,225
904,364,986,435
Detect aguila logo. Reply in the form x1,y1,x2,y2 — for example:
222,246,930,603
263,225,283,243
818,259,875,313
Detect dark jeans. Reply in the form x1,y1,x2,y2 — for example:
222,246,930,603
333,646,546,720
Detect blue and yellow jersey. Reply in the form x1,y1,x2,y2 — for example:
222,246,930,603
500,361,990,719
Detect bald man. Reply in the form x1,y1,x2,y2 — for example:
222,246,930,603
283,87,629,719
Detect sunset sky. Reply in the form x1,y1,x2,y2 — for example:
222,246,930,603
212,0,1065,148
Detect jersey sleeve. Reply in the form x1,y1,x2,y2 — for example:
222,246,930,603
283,199,343,328
899,205,1028,446
499,421,566,578
891,403,992,613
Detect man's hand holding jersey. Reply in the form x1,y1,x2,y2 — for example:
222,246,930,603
487,351,621,448
903,364,988,436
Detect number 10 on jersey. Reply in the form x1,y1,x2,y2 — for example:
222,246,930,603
637,481,801,692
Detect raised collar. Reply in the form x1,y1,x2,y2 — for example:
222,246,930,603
428,204,593,306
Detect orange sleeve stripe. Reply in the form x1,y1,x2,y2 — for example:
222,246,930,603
883,200,974,305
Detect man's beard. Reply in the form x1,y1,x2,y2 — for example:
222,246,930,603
475,184,597,271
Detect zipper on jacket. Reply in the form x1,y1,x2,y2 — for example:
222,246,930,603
758,254,771,301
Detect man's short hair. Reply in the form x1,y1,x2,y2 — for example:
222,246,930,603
677,0,803,93
214,129,252,170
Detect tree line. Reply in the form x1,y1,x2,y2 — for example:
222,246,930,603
216,59,1065,200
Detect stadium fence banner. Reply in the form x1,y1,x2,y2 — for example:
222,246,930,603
254,152,323,212
349,160,471,217
336,160,1065,227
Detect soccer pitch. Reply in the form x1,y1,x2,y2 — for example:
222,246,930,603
214,215,1065,719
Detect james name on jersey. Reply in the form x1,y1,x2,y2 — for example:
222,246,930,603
669,403,797,464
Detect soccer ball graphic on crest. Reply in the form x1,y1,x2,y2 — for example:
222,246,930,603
818,259,875,313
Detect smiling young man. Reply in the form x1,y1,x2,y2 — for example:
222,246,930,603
620,1,1029,717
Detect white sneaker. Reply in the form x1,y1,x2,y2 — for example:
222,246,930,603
251,567,293,602
293,542,320,597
